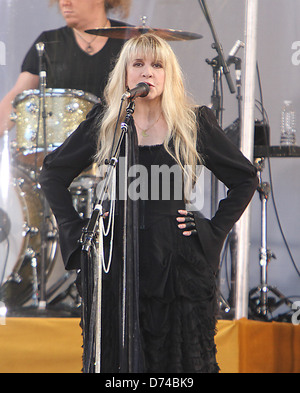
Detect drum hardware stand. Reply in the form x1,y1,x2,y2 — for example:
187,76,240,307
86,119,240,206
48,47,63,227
30,254,39,307
36,42,51,311
46,270,77,300
249,157,294,320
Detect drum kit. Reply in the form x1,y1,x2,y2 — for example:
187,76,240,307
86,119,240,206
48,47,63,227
0,25,203,315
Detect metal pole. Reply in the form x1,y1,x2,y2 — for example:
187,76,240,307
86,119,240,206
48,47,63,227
95,237,103,373
259,180,269,316
235,0,258,320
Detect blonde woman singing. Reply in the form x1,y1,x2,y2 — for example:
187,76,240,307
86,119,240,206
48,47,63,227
40,33,258,373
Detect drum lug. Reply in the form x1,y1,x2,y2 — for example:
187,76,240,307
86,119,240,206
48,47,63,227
9,272,22,284
47,227,58,241
30,131,37,142
22,223,39,237
22,223,30,237
25,247,35,259
25,101,38,114
10,111,18,122
66,102,80,113
10,141,18,158
13,177,25,188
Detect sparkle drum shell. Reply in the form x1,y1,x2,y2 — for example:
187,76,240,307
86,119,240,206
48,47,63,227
12,88,100,166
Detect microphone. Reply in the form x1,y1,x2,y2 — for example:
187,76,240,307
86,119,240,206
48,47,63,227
122,82,150,100
35,42,45,57
35,42,47,91
226,40,244,85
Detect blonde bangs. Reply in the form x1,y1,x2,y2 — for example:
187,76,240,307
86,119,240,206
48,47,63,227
126,34,167,67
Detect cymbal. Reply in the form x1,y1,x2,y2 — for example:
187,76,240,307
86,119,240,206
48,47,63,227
85,26,203,41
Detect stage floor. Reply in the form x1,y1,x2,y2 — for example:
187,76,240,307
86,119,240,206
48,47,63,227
0,317,299,373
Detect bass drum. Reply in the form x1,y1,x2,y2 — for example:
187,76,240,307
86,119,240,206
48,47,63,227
0,166,57,308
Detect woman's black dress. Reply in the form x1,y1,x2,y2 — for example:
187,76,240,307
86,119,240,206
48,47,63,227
39,104,258,373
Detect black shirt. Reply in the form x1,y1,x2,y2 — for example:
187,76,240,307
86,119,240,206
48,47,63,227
21,19,128,99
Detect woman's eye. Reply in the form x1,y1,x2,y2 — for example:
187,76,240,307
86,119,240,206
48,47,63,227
153,62,163,68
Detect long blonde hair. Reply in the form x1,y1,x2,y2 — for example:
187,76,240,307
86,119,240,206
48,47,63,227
96,33,202,193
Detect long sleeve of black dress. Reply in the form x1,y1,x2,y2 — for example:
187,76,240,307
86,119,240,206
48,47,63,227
193,106,259,272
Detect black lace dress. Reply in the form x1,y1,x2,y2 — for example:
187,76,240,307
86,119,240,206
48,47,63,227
39,104,258,373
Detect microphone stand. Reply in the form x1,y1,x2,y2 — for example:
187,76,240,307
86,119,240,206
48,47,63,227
81,100,135,373
200,0,236,95
205,55,222,217
199,1,241,317
200,0,236,216
223,55,243,314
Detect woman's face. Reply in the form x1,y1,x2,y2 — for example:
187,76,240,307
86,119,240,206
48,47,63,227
126,54,165,102
59,0,104,28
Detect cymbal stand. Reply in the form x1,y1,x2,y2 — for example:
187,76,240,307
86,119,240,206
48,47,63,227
36,42,49,310
249,157,293,319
